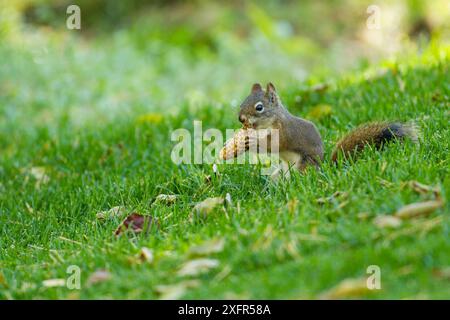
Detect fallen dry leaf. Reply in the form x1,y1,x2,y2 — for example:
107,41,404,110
138,247,154,264
432,267,450,280
397,265,414,276
24,166,50,189
177,258,220,277
395,200,443,219
87,269,111,285
192,197,224,219
407,181,441,197
386,215,443,240
155,280,200,300
19,282,36,292
188,238,225,257
29,166,50,184
153,194,178,206
114,212,158,236
0,272,7,287
373,215,403,229
431,91,447,102
319,278,369,299
42,278,66,288
96,206,127,220
416,216,445,237
377,177,394,187
316,191,348,205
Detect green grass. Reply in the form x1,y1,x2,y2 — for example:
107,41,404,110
0,37,449,299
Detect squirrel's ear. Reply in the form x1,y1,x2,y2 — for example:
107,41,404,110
265,82,278,104
251,83,263,94
266,82,276,93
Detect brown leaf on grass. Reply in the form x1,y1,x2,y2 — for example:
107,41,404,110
155,280,200,300
29,167,50,184
407,181,441,197
0,272,5,288
114,212,158,236
397,265,414,276
24,166,50,189
191,197,224,219
319,278,369,299
377,177,394,187
188,238,225,257
373,215,403,229
153,194,178,206
42,278,66,288
87,269,111,285
138,247,154,264
177,258,220,277
316,191,348,205
96,206,127,220
20,282,37,292
432,267,450,280
431,91,449,103
386,216,443,241
395,200,443,220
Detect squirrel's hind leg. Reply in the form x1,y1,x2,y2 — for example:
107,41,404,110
296,155,321,172
269,160,291,181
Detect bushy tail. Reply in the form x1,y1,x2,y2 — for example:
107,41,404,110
331,122,419,163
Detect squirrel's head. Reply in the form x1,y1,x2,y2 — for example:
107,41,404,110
238,83,282,129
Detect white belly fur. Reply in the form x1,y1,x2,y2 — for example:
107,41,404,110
278,151,302,178
280,151,302,166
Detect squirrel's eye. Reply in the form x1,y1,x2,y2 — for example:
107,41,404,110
255,102,264,112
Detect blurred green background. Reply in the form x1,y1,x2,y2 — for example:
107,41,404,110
1,0,448,128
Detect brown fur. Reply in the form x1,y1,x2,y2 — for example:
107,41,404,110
331,122,419,163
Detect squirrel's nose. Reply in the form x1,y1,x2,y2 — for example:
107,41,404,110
239,114,246,124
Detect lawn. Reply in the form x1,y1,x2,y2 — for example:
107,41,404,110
0,2,449,300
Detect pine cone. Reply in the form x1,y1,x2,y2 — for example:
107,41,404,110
219,128,250,160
